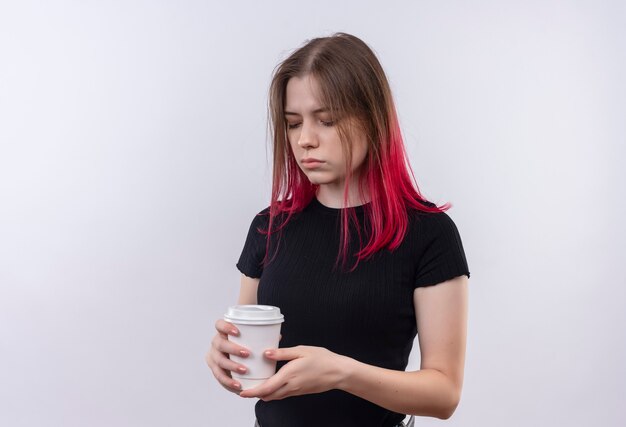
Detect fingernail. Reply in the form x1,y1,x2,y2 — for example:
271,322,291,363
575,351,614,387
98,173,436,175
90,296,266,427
264,350,274,357
237,366,247,374
230,329,239,336
233,382,241,389
239,350,249,357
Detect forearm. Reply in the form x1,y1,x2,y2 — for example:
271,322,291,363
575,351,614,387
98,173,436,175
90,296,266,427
238,274,259,304
336,355,460,420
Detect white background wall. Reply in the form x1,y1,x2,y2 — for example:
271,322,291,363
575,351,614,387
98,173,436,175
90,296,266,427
1,1,624,426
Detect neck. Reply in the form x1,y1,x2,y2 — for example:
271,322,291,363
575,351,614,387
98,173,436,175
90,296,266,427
315,181,370,209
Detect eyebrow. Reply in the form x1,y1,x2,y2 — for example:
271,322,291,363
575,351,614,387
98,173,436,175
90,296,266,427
284,108,330,116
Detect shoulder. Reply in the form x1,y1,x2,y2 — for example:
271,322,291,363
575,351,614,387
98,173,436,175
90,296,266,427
407,206,464,243
409,205,471,287
250,205,271,220
248,205,293,232
417,210,459,228
242,206,271,234
408,200,449,224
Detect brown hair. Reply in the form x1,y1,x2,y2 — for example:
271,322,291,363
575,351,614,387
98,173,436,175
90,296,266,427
263,32,448,272
268,32,390,206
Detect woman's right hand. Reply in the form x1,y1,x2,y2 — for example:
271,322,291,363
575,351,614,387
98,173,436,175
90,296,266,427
206,319,250,394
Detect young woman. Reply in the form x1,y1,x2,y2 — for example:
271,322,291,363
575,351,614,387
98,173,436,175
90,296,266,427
207,32,470,427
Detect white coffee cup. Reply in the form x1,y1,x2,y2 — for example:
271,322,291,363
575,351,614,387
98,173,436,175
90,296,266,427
224,305,284,390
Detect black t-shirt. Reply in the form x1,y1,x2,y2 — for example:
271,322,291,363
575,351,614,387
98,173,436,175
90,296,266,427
236,197,470,427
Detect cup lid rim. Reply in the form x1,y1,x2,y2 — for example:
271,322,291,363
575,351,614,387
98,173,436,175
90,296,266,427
224,304,284,324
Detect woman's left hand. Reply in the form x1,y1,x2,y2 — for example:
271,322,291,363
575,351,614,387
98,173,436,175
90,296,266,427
239,345,347,401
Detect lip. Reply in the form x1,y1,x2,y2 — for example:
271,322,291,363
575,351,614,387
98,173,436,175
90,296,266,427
301,158,324,169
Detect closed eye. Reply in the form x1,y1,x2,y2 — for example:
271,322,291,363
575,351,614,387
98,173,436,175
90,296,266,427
286,119,335,130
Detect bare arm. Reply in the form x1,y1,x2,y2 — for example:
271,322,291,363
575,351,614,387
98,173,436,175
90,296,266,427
238,273,259,305
242,275,469,420
336,275,468,419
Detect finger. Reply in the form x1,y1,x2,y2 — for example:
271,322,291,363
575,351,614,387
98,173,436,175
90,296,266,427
259,382,293,402
239,373,286,399
263,346,302,361
212,334,251,358
216,353,249,376
211,364,243,393
215,319,240,336
204,349,213,367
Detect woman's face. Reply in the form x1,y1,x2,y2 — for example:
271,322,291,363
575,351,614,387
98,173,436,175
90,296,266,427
284,75,368,190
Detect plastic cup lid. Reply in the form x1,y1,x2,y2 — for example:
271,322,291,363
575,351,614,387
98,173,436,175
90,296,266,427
224,305,284,325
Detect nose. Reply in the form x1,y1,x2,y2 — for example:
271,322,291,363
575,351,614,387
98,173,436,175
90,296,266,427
297,122,318,149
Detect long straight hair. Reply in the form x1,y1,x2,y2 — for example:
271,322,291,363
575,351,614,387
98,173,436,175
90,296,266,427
261,32,450,272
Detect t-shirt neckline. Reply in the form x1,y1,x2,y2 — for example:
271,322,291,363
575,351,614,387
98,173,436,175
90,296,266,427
309,197,370,216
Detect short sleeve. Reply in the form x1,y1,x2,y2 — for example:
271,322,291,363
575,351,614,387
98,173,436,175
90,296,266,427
235,208,270,279
414,212,470,288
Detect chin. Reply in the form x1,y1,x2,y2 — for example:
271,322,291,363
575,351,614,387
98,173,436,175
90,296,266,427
305,176,335,185
301,170,341,186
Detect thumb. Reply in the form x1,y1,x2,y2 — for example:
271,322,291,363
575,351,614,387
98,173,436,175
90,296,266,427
264,346,302,361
